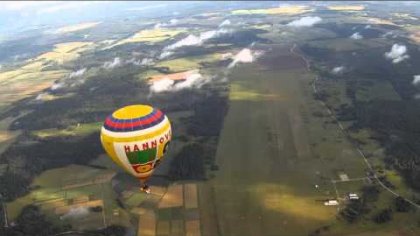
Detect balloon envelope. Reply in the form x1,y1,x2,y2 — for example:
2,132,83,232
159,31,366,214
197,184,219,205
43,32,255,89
100,105,171,182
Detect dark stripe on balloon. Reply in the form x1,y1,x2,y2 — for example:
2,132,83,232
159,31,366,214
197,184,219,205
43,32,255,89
103,112,165,132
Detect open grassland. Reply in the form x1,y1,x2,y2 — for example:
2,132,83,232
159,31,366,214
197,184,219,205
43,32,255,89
232,5,313,15
54,22,101,34
31,122,102,139
107,28,186,49
327,5,365,11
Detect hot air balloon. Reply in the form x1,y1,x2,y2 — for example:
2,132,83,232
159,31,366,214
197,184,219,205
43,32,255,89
100,105,171,193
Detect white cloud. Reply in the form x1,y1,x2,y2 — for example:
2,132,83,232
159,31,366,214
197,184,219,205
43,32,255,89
167,34,201,49
412,75,420,85
50,82,64,91
350,32,363,40
35,93,46,101
160,29,231,59
154,23,163,29
103,57,121,69
385,44,410,64
331,66,345,74
69,68,86,78
174,73,209,90
126,57,154,66
126,57,141,66
154,18,179,29
141,58,154,66
228,48,263,69
287,16,322,27
159,51,174,60
219,19,231,27
150,78,175,93
149,72,210,93
60,207,89,220
382,31,399,39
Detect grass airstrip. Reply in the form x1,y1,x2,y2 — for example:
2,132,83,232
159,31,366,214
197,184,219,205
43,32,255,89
196,44,420,236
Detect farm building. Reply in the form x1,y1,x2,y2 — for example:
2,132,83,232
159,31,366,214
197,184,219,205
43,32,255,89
324,200,339,206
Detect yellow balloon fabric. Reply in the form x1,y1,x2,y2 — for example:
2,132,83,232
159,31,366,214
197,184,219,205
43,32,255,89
100,105,171,181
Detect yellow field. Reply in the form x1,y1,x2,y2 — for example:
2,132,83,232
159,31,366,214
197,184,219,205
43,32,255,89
138,210,157,236
229,83,283,101
365,17,397,26
232,5,313,15
156,220,170,235
405,25,420,44
185,220,201,236
327,5,365,11
108,28,185,48
184,183,198,209
54,22,101,34
158,184,184,209
33,42,94,64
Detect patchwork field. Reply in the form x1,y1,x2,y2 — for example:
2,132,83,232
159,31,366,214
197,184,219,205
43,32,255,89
5,164,133,230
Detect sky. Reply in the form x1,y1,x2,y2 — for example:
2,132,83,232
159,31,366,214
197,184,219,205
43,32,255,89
0,1,187,35
1,1,419,37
